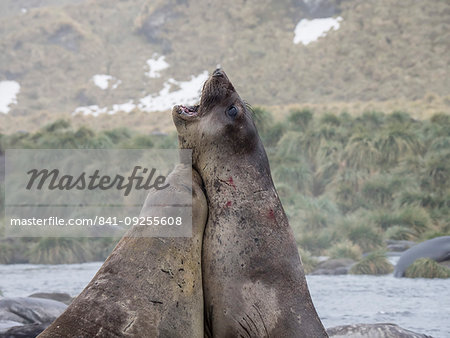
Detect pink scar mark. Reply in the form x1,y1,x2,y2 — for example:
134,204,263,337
227,177,235,188
268,209,275,220
226,201,232,207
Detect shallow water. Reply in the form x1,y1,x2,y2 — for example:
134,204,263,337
0,263,449,337
307,274,449,337
0,262,101,298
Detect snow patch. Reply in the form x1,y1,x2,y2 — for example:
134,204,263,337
293,16,342,45
145,54,169,78
138,71,208,112
73,105,108,117
0,81,20,114
73,101,137,116
92,74,121,90
110,101,136,114
111,80,122,90
73,71,208,116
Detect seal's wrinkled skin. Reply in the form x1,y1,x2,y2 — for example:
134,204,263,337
39,165,207,338
173,69,328,337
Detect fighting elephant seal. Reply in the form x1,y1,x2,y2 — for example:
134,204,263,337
394,236,450,277
173,69,327,337
39,164,207,337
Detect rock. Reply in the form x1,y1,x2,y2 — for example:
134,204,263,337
327,323,432,338
0,312,23,326
0,297,67,337
28,293,73,306
386,240,417,252
0,297,66,335
0,321,23,332
439,260,450,269
0,323,49,338
310,258,355,275
314,256,331,263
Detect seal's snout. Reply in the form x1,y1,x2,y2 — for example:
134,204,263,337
197,68,236,115
212,68,224,77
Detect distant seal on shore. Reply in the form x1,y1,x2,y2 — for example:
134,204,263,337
39,165,207,337
394,236,450,277
173,69,327,337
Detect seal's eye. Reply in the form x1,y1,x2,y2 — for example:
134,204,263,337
227,105,238,119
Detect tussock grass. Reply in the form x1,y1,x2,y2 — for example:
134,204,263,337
385,226,418,241
369,206,431,237
0,241,14,264
350,251,394,275
29,238,94,264
328,240,363,261
1,109,449,264
404,258,450,279
347,224,383,252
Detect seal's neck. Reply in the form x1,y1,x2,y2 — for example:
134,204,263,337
197,141,277,206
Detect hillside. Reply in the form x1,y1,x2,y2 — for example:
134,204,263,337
0,0,449,132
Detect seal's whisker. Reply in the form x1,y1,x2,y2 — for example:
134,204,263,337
244,101,253,113
243,101,254,120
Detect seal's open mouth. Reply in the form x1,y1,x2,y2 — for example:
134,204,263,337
177,104,200,118
173,68,232,122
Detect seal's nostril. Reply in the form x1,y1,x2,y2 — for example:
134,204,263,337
212,68,224,77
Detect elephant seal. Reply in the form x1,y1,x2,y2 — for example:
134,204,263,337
394,236,450,277
39,164,207,337
172,69,327,337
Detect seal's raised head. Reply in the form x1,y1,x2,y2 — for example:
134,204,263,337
172,69,258,163
172,68,327,337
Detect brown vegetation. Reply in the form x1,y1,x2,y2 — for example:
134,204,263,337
0,0,449,132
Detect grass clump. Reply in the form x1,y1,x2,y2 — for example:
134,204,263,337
370,206,431,239
385,226,418,241
297,231,334,256
328,240,362,261
404,258,450,279
347,223,383,252
0,241,14,264
29,238,93,264
287,109,313,131
349,251,393,275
